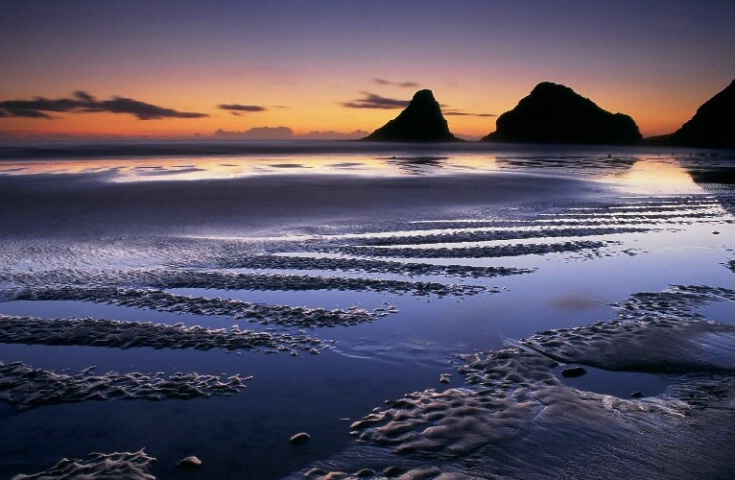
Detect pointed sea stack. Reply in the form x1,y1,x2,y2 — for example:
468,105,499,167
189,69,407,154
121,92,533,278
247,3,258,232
362,90,461,142
482,82,642,145
667,79,734,148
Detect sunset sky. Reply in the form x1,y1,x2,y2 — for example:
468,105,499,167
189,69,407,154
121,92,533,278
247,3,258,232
1,0,733,140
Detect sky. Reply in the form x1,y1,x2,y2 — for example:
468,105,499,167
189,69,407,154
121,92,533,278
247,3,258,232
1,0,733,140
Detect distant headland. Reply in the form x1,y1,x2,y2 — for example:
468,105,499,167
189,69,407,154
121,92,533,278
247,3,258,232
645,79,734,149
360,80,733,147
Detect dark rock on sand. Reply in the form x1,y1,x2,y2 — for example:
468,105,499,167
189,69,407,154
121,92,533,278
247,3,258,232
177,455,202,470
561,366,588,378
383,465,406,477
304,467,329,477
362,89,462,142
647,79,734,148
289,432,311,445
482,82,642,145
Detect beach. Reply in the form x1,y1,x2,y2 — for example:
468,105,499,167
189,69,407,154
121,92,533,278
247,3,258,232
0,143,732,479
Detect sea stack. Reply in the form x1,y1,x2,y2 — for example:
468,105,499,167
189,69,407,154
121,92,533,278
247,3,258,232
362,89,461,142
482,82,642,145
667,79,734,148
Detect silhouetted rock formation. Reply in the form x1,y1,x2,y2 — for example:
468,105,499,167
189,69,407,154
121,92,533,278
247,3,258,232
362,90,461,142
482,82,642,145
648,79,734,148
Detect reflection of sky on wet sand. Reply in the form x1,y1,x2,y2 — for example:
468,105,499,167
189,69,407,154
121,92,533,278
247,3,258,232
598,157,703,194
0,146,729,202
0,153,501,181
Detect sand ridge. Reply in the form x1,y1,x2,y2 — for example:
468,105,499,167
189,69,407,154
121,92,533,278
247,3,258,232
0,314,324,354
4,285,389,328
10,449,156,480
293,285,734,479
0,360,249,412
2,268,493,298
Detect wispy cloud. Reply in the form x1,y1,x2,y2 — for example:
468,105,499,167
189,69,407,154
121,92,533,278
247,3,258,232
342,91,495,118
0,91,208,120
372,78,420,88
444,110,496,117
342,92,409,109
218,104,267,112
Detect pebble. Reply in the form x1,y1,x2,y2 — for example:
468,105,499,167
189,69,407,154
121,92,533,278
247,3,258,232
290,432,311,445
176,455,202,469
383,466,406,477
304,467,328,477
561,366,587,378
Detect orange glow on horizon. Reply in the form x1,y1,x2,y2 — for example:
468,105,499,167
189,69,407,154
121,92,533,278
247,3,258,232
0,79,722,141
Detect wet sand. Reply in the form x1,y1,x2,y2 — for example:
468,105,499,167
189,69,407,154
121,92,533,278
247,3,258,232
0,172,607,238
1,149,733,479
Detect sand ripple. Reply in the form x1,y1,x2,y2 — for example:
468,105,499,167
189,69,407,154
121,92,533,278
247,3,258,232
294,285,734,479
11,449,156,480
0,361,249,411
4,286,388,327
330,240,611,259
0,314,324,354
1,268,490,297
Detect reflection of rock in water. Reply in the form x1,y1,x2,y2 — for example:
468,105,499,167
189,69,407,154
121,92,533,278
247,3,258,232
494,153,637,173
11,450,155,480
385,156,447,175
684,161,735,215
291,286,734,479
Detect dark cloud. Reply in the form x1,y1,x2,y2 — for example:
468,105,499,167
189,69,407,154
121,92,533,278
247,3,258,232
218,104,267,112
444,110,496,117
342,92,409,109
99,97,207,120
0,91,208,120
372,78,420,88
341,92,495,118
73,91,97,103
0,106,54,119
